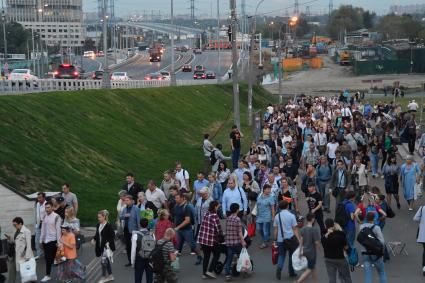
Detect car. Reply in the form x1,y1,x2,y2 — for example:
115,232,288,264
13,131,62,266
193,48,202,54
144,73,164,81
92,70,104,80
193,71,206,79
83,51,95,58
182,64,192,72
8,69,38,81
111,72,130,81
54,64,81,79
194,65,206,72
160,71,171,80
180,46,188,52
205,71,216,79
96,51,104,57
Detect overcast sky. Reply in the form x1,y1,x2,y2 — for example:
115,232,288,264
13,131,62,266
83,0,424,18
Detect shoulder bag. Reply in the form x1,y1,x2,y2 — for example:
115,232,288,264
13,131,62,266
278,213,299,252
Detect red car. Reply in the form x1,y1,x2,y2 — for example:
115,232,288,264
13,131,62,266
193,71,206,79
182,64,192,72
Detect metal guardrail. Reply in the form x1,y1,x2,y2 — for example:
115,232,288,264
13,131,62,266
0,79,220,95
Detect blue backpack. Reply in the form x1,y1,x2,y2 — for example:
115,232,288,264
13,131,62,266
364,205,379,225
347,247,359,271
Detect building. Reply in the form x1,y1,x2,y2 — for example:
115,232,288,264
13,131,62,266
6,0,84,47
389,4,425,15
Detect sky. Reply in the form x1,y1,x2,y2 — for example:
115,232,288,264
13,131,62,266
82,0,425,18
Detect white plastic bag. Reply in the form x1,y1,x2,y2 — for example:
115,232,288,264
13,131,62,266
19,258,37,283
414,182,423,200
291,247,308,271
236,248,252,273
105,242,114,263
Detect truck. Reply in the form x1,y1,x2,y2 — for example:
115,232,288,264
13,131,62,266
339,50,351,66
149,42,162,62
204,40,231,50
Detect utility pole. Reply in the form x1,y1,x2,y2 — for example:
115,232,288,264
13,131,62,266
216,0,221,78
230,0,240,129
1,0,7,70
170,0,176,86
102,0,111,88
278,27,283,103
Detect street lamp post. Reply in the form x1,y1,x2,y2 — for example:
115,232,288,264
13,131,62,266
1,0,7,71
247,0,264,125
230,0,240,129
216,0,221,79
102,0,111,89
170,0,176,86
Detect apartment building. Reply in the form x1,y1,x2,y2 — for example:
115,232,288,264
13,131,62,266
6,0,84,47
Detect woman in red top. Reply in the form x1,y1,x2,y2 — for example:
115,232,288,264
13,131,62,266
155,209,176,246
354,192,386,225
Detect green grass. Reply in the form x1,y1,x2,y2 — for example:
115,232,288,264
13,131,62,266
0,84,277,225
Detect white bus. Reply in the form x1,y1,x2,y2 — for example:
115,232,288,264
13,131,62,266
83,51,95,58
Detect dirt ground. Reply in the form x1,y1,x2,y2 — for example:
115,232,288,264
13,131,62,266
263,55,425,96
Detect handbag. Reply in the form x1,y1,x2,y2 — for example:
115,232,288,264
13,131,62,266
271,243,279,265
291,247,308,271
76,234,86,250
278,213,299,252
19,258,37,283
251,204,258,216
247,222,256,238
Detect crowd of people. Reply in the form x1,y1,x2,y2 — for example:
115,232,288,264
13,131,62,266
2,93,425,283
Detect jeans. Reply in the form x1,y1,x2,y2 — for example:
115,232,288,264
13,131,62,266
277,242,296,275
256,222,271,244
176,228,196,253
370,153,379,175
408,136,416,154
317,180,331,209
135,256,153,283
363,255,387,283
231,148,240,169
201,244,220,275
422,243,425,267
224,245,242,276
324,258,352,283
345,228,356,249
43,241,57,276
101,256,112,277
35,226,43,257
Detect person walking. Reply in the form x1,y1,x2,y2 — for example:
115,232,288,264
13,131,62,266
131,218,154,283
359,212,388,283
351,156,368,202
224,203,246,281
413,205,425,276
256,184,275,249
4,217,33,283
330,160,351,204
321,218,352,283
341,191,357,248
194,188,213,238
295,213,321,283
316,156,332,213
35,192,46,259
197,201,223,279
40,201,62,282
63,206,80,235
222,176,248,218
306,183,325,234
145,180,167,210
61,183,79,215
122,173,144,202
273,200,299,280
119,195,140,266
382,155,401,209
211,144,231,172
216,161,231,192
203,133,214,175
57,223,85,282
229,125,243,170
93,210,116,283
400,155,420,211
160,171,175,199
154,228,178,283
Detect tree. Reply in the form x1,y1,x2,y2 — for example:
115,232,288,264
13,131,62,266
326,5,372,39
362,11,376,29
83,38,96,51
376,14,424,40
0,21,34,54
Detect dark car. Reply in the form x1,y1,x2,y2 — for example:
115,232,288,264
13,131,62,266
205,71,216,79
54,64,81,79
194,65,205,72
92,70,104,80
193,48,202,54
193,71,206,79
182,64,192,72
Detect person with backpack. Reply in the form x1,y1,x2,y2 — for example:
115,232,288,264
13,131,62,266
336,191,356,248
321,218,352,283
172,192,202,265
306,183,325,234
131,218,155,283
153,228,178,283
400,155,420,211
354,192,386,226
413,205,425,276
210,144,232,173
358,212,388,283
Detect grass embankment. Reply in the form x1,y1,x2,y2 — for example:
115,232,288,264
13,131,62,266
0,84,277,225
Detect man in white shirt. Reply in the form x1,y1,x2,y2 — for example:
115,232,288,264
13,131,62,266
264,173,280,195
40,201,62,282
314,127,328,156
35,192,46,259
408,99,419,112
145,180,167,210
175,161,190,191
341,105,352,122
202,133,214,174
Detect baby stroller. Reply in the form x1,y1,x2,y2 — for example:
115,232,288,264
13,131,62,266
214,227,254,276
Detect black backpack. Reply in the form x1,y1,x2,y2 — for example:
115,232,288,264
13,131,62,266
210,150,218,165
149,241,168,274
334,201,350,227
357,225,384,257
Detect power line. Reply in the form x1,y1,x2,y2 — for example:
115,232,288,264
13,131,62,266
255,0,320,17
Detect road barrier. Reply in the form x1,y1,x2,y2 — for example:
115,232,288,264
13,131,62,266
0,78,220,95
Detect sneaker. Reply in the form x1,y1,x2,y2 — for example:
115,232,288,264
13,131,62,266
98,276,106,283
259,243,267,249
409,207,413,211
34,255,40,260
276,267,282,280
40,276,52,282
103,275,114,282
422,266,425,276
202,275,208,279
225,275,232,281
124,263,132,267
206,271,217,279
397,202,401,209
190,251,197,255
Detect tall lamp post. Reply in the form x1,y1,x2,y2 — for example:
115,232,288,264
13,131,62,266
230,0,240,129
170,0,176,85
247,0,264,125
1,0,7,71
102,0,111,89
216,0,220,79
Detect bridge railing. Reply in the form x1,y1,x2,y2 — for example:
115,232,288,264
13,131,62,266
0,79,220,95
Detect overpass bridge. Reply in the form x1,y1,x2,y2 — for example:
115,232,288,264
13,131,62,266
120,21,210,39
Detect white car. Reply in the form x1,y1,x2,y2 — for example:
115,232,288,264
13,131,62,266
160,71,171,80
8,69,38,81
111,72,130,81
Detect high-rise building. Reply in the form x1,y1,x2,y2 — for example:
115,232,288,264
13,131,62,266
6,0,84,47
